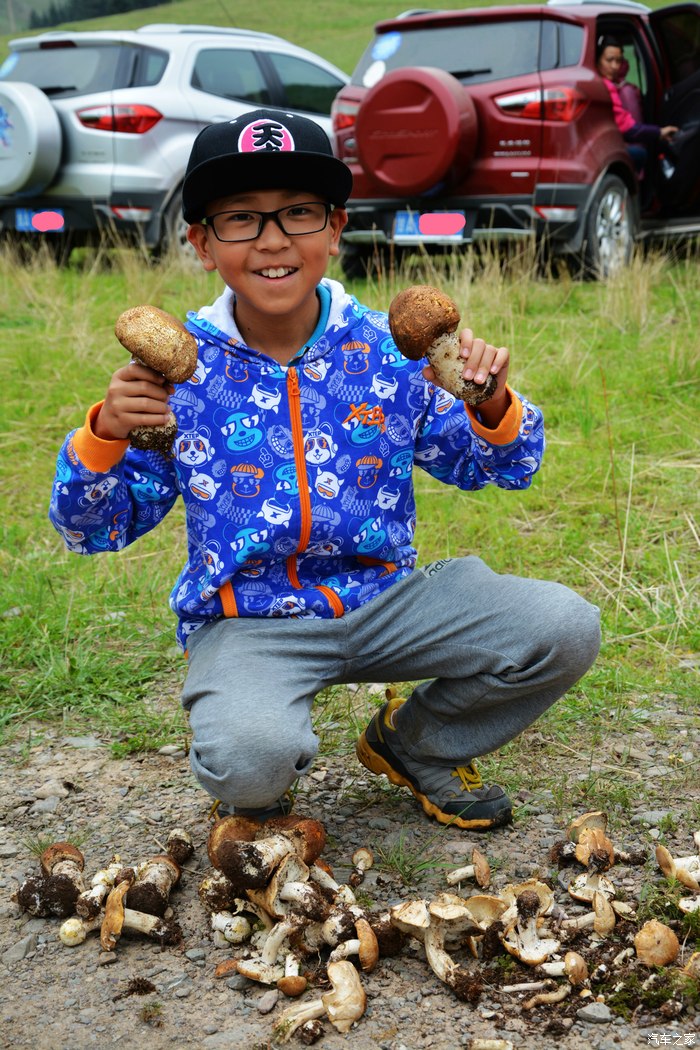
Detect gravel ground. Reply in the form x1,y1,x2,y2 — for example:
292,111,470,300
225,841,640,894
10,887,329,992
1,703,698,1050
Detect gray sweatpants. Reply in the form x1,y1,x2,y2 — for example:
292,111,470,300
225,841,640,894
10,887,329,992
182,557,601,809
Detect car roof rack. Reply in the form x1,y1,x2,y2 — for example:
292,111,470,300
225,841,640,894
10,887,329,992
547,0,650,10
136,24,280,40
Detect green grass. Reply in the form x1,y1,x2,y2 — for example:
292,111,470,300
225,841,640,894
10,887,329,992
1,239,698,814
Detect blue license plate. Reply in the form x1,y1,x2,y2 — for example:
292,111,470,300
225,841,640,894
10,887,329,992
393,210,469,243
15,208,65,233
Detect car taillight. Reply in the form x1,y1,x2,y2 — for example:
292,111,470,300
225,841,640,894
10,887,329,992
495,87,586,122
77,104,163,134
331,98,359,133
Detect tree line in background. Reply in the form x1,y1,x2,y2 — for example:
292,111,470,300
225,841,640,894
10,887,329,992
28,0,162,30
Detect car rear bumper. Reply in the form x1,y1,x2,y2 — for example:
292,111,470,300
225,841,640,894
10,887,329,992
343,185,597,250
0,190,169,247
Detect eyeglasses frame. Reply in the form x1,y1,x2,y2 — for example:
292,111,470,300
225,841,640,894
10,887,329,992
200,201,334,243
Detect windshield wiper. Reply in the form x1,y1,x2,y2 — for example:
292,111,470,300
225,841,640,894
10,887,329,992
452,68,492,79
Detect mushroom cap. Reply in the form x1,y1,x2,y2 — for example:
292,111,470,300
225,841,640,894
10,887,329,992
257,817,327,865
501,879,554,918
568,871,616,903
353,917,379,973
592,889,616,936
679,896,700,914
115,305,198,384
388,285,461,361
567,811,608,843
634,919,680,967
390,898,431,940
471,848,491,888
564,950,589,986
40,842,85,876
277,974,308,997
575,827,615,870
321,960,367,1034
207,814,265,875
463,894,508,930
59,916,90,946
248,853,310,919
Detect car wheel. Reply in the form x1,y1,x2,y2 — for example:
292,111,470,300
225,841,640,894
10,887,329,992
157,190,201,269
0,82,62,194
355,67,478,195
339,242,398,280
581,175,636,279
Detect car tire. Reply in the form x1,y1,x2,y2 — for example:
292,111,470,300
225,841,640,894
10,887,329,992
355,67,478,195
339,242,400,280
157,190,201,269
0,82,62,194
580,175,636,279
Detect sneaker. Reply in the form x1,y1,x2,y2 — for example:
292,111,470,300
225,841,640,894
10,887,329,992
209,793,294,823
356,695,512,830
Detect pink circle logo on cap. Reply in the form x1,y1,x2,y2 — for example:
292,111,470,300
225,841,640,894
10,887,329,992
237,118,295,154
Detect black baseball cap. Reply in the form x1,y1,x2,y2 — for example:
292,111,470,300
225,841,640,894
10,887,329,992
182,108,353,223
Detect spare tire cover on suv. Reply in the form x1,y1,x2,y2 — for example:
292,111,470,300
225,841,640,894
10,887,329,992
0,82,62,195
355,67,478,196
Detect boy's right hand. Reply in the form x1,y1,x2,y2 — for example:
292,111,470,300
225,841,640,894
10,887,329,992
94,362,175,441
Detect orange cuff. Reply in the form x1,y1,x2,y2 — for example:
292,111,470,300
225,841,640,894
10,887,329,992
70,402,129,473
465,385,522,445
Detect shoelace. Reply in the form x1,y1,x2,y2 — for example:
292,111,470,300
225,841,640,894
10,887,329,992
452,763,484,791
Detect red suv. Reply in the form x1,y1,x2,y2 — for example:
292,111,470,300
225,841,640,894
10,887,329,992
332,2,700,278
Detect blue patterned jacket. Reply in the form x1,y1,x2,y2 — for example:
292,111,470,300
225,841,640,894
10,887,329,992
49,279,545,650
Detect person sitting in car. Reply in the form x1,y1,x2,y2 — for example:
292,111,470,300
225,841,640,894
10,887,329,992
596,35,678,183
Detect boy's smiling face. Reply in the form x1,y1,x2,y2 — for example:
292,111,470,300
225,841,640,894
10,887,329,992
187,188,346,360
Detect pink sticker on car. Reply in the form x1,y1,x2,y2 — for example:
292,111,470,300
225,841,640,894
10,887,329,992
418,213,466,236
32,211,65,232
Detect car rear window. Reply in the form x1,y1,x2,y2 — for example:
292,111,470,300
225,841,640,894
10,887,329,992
352,19,545,87
0,43,167,95
266,52,345,115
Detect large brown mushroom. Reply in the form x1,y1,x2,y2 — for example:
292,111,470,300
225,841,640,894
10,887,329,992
114,304,198,454
388,285,498,406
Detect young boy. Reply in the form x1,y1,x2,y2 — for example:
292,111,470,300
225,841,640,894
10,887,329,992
49,109,600,831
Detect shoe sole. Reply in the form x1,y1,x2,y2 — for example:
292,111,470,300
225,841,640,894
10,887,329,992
356,730,512,831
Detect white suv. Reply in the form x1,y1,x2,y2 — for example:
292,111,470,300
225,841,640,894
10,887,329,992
0,24,348,261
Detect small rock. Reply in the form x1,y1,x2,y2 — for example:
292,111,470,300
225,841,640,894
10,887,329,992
226,974,249,991
158,745,183,756
257,989,279,1014
30,796,61,814
185,948,207,962
174,985,192,998
0,844,19,858
62,735,103,749
35,780,70,800
78,1008,98,1025
576,1002,613,1024
2,933,38,964
98,952,118,965
632,809,675,825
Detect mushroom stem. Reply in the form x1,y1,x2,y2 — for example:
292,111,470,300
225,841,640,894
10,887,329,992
501,980,553,993
522,983,571,1009
75,860,123,920
61,907,181,946
210,911,252,944
127,855,181,917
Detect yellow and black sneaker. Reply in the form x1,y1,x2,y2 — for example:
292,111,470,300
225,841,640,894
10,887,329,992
356,695,512,831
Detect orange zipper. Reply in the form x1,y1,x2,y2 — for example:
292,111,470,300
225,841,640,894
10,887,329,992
287,368,344,617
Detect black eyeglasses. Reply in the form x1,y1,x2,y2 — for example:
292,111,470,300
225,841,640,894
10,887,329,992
201,201,332,242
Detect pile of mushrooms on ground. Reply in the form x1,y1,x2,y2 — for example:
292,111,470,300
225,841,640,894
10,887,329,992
13,828,194,952
11,810,699,1043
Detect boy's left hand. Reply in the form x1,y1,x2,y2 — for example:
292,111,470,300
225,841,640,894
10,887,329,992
423,328,511,425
